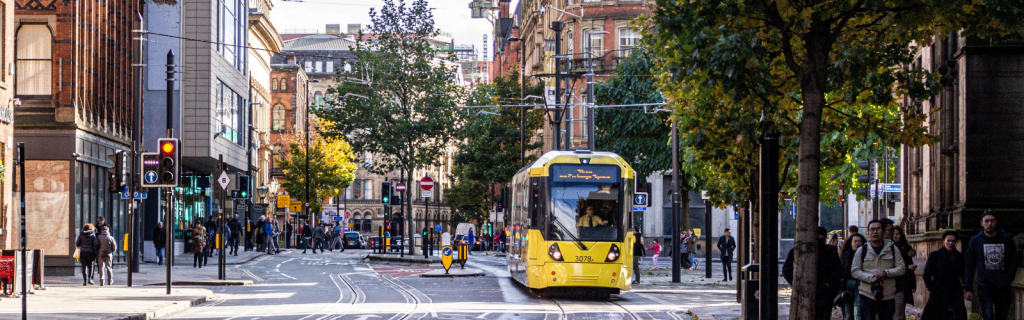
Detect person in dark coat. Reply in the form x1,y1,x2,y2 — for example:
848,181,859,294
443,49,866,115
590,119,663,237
632,229,645,284
891,225,918,320
153,222,167,265
301,223,314,254
922,230,967,320
839,233,867,320
717,228,737,281
963,211,1018,320
245,219,255,251
228,214,242,256
783,227,844,320
76,224,100,286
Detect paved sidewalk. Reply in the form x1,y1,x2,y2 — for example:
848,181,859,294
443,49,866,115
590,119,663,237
47,249,267,286
0,286,212,319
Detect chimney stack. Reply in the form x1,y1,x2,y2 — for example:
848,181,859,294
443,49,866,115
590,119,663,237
286,55,297,66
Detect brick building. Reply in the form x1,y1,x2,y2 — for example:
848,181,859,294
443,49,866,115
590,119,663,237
901,35,1024,310
13,0,141,274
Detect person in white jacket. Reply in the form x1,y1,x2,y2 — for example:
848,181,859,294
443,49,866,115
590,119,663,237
851,219,906,320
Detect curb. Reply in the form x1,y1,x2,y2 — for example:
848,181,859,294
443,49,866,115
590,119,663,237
99,293,210,320
169,252,267,267
146,280,253,286
363,254,441,264
419,268,485,278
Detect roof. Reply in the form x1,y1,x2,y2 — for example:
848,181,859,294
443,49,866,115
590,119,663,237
282,34,357,51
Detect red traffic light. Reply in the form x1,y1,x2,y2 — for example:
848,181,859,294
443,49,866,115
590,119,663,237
161,142,175,154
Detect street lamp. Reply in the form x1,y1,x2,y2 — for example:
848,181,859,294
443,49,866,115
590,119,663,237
257,183,269,204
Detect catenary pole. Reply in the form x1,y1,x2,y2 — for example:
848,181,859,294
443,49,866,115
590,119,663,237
759,119,780,320
165,50,175,294
671,120,681,283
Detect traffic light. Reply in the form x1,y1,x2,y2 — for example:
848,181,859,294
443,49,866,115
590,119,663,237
857,158,877,197
141,138,180,187
422,227,428,237
107,150,126,193
392,194,402,206
237,175,250,198
381,181,392,204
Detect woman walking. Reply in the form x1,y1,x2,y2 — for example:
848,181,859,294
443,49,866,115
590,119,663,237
647,239,662,269
921,230,967,320
687,230,699,270
192,222,206,268
892,225,917,320
75,224,99,286
838,233,867,320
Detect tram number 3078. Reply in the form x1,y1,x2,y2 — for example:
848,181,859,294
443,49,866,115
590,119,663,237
574,256,593,263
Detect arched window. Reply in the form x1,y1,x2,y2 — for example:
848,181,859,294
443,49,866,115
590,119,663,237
352,214,362,231
271,78,278,91
16,25,53,95
279,78,287,91
272,104,285,131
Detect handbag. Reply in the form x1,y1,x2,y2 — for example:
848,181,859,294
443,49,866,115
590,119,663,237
73,247,81,261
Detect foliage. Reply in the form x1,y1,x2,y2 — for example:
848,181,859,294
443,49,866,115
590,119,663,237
593,48,670,184
315,0,464,246
447,71,544,226
278,121,357,215
642,0,1024,317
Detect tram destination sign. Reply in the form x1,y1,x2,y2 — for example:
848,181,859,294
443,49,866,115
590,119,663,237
550,164,619,182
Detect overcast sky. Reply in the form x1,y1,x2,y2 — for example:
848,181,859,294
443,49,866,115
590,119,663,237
271,0,507,60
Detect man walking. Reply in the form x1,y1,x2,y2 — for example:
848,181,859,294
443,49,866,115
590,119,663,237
228,214,242,256
302,222,313,254
263,218,276,255
632,229,645,284
851,220,906,320
964,211,1018,320
285,219,294,248
153,221,166,266
97,226,117,286
272,219,282,253
312,223,326,254
717,228,736,281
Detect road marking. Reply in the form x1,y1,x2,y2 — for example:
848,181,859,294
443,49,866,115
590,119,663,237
280,273,297,280
476,312,491,318
224,308,255,320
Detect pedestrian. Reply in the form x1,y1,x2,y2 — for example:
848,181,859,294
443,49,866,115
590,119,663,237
95,216,109,236
245,218,255,251
263,218,276,254
331,223,344,252
97,226,116,286
228,214,242,256
285,219,294,248
891,225,917,320
717,228,736,281
647,239,662,269
312,223,326,253
963,211,1018,320
75,224,99,286
921,230,967,320
839,233,867,320
153,221,167,266
783,227,844,320
632,229,645,284
302,222,313,254
851,220,906,320
467,229,475,254
272,219,282,253
192,222,206,268
687,230,698,270
204,218,218,256
828,232,840,249
679,232,690,269
256,216,266,252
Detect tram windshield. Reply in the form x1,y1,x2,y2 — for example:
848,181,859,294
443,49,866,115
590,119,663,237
548,164,623,242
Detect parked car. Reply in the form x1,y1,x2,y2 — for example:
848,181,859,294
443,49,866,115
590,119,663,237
343,232,364,249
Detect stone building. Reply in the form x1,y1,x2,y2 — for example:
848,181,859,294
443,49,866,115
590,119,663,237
901,34,1024,310
13,0,140,274
246,0,283,221
0,0,18,250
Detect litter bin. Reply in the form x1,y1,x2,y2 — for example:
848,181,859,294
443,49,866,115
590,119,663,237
741,263,759,320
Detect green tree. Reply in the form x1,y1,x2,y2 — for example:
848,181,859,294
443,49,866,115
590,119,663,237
447,71,544,227
643,0,1023,316
316,0,463,254
593,47,671,184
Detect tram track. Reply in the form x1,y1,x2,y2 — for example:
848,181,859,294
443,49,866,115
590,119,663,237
319,273,365,320
607,299,641,320
380,274,422,320
547,299,567,320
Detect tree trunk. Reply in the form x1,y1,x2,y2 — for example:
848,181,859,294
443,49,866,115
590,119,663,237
790,31,828,320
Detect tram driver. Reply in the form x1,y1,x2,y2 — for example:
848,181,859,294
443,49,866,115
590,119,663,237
577,206,608,227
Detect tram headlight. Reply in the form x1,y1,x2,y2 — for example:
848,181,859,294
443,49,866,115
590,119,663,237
548,243,564,261
605,244,620,262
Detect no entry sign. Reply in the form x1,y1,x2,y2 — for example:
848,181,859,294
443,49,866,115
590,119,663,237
420,176,434,190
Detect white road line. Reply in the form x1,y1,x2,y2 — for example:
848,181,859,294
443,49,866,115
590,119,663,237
476,312,491,319
280,273,297,280
224,308,255,320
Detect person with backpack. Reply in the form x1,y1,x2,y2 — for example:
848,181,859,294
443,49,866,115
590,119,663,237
192,222,207,268
922,230,967,320
687,230,698,270
96,226,117,286
76,224,100,286
851,220,906,320
330,222,344,252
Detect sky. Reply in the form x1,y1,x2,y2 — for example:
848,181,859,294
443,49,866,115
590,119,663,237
270,0,503,60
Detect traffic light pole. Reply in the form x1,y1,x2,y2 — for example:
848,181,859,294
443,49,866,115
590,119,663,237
759,120,780,320
218,155,227,280
165,50,175,294
671,120,681,283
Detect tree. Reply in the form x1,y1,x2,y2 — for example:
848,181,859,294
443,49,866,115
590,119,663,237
447,71,544,227
593,47,671,184
643,0,1023,317
316,0,463,255
278,122,357,216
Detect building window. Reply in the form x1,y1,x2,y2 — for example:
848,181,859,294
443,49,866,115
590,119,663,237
363,180,372,200
216,81,243,144
280,78,287,91
217,0,244,70
344,63,352,73
326,61,334,73
315,61,323,73
618,28,639,57
351,179,363,199
566,31,574,57
15,24,52,96
305,61,312,73
584,30,604,59
272,104,285,131
314,92,323,107
271,78,278,91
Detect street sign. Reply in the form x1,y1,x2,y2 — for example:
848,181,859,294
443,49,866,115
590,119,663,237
441,245,453,273
277,195,290,208
420,177,434,190
289,200,303,213
120,187,148,199
882,184,902,193
217,171,230,190
333,216,343,222
633,192,648,207
144,171,158,184
632,206,647,211
421,190,432,198
870,184,877,198
396,185,406,191
435,224,441,232
701,191,710,200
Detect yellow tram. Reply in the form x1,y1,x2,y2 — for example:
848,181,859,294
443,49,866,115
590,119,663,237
506,150,636,297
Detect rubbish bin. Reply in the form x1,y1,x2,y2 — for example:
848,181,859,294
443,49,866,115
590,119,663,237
741,263,759,320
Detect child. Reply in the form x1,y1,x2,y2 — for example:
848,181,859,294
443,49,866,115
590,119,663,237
647,239,662,269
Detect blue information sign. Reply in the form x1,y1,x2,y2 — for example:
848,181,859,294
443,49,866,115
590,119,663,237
435,224,442,232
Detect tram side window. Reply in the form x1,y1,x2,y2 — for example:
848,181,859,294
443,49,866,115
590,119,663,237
529,178,546,229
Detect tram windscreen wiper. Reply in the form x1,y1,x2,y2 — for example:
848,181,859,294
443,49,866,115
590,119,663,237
552,219,588,251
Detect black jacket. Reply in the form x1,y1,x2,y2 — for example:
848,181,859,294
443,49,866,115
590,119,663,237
633,239,646,258
922,247,967,320
302,224,313,237
893,240,917,293
840,248,857,281
717,235,736,258
965,230,1018,290
783,240,844,299
153,226,166,249
228,218,242,236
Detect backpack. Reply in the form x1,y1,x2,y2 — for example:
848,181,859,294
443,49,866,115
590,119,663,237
858,243,897,268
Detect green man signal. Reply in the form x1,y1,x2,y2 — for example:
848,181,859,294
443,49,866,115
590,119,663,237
381,181,392,204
